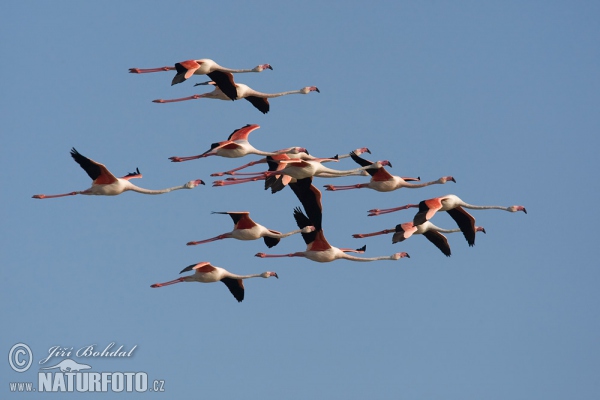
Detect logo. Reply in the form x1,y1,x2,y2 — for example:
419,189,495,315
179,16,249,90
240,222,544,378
7,342,165,393
8,343,33,373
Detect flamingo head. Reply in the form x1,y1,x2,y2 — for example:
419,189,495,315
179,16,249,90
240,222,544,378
440,176,456,183
353,147,371,155
261,271,279,278
301,86,320,94
301,226,317,234
254,64,273,71
509,205,527,214
185,179,205,188
377,160,392,168
392,252,410,260
475,226,486,234
289,147,309,155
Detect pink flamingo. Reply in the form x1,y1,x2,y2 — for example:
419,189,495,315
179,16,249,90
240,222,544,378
186,211,315,248
129,58,272,99
32,148,204,199
353,221,486,257
168,124,306,163
210,147,372,177
153,78,319,114
256,208,409,263
368,194,526,246
324,151,454,192
213,158,391,188
151,262,278,303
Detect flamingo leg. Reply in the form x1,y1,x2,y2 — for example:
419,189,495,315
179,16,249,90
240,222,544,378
153,94,203,103
213,175,268,186
323,183,369,191
255,252,301,258
150,277,185,288
367,204,419,217
186,234,229,246
32,192,78,199
129,67,176,73
211,159,268,176
169,154,207,162
352,229,396,238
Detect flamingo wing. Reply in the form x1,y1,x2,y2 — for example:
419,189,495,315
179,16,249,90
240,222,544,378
179,262,215,274
172,60,202,85
446,206,476,246
221,278,244,302
413,198,444,226
120,168,142,180
293,207,318,245
263,230,282,248
245,96,270,114
227,124,260,141
70,148,118,185
207,71,237,101
212,211,254,229
422,230,452,256
289,178,322,231
392,222,417,243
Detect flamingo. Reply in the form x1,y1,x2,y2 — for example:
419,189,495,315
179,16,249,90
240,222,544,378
368,194,526,246
153,78,320,114
32,148,204,199
213,157,391,188
324,151,454,192
150,262,278,303
168,124,307,163
255,208,409,263
353,221,486,257
129,58,272,99
211,147,372,177
186,211,315,248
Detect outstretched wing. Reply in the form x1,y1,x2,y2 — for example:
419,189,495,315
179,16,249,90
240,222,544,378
422,230,452,256
245,96,269,114
446,207,476,246
172,60,201,85
227,124,260,141
221,278,244,302
207,71,237,100
70,148,118,185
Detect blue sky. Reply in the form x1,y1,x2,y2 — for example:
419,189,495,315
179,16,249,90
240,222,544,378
2,1,599,398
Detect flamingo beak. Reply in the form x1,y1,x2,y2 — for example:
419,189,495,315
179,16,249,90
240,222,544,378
271,272,279,279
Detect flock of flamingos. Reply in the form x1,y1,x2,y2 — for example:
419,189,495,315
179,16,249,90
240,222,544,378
32,58,527,302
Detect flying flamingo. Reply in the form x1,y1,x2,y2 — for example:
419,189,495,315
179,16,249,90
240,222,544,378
324,151,454,192
255,208,409,263
186,211,315,248
129,58,272,99
213,157,391,187
150,262,278,303
168,124,306,163
153,78,320,114
353,221,487,257
32,148,204,199
210,147,372,177
368,194,526,246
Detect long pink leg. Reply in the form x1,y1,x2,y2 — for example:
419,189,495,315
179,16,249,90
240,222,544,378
211,159,268,176
153,94,203,103
212,176,268,186
255,252,301,258
150,277,185,288
32,192,78,199
129,67,176,73
169,154,210,162
186,234,229,246
352,229,395,238
323,183,369,191
367,204,419,217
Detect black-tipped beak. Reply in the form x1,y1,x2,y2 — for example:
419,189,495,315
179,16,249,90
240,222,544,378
316,88,320,93
200,180,206,185
451,177,456,183
388,162,393,168
180,264,196,273
523,208,527,214
482,228,487,234
268,65,273,70
406,253,410,258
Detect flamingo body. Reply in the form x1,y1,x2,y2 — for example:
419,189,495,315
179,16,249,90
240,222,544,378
32,148,204,199
150,262,278,302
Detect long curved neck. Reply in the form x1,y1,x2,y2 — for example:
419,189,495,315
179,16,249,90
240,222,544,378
425,223,461,234
460,202,511,211
340,253,396,262
265,228,305,239
246,89,304,98
317,165,375,177
224,272,263,280
218,67,259,73
128,183,187,195
400,179,441,189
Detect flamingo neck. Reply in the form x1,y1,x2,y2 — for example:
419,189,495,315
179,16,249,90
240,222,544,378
128,183,186,195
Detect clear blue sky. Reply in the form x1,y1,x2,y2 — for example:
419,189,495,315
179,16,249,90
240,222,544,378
2,1,599,398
